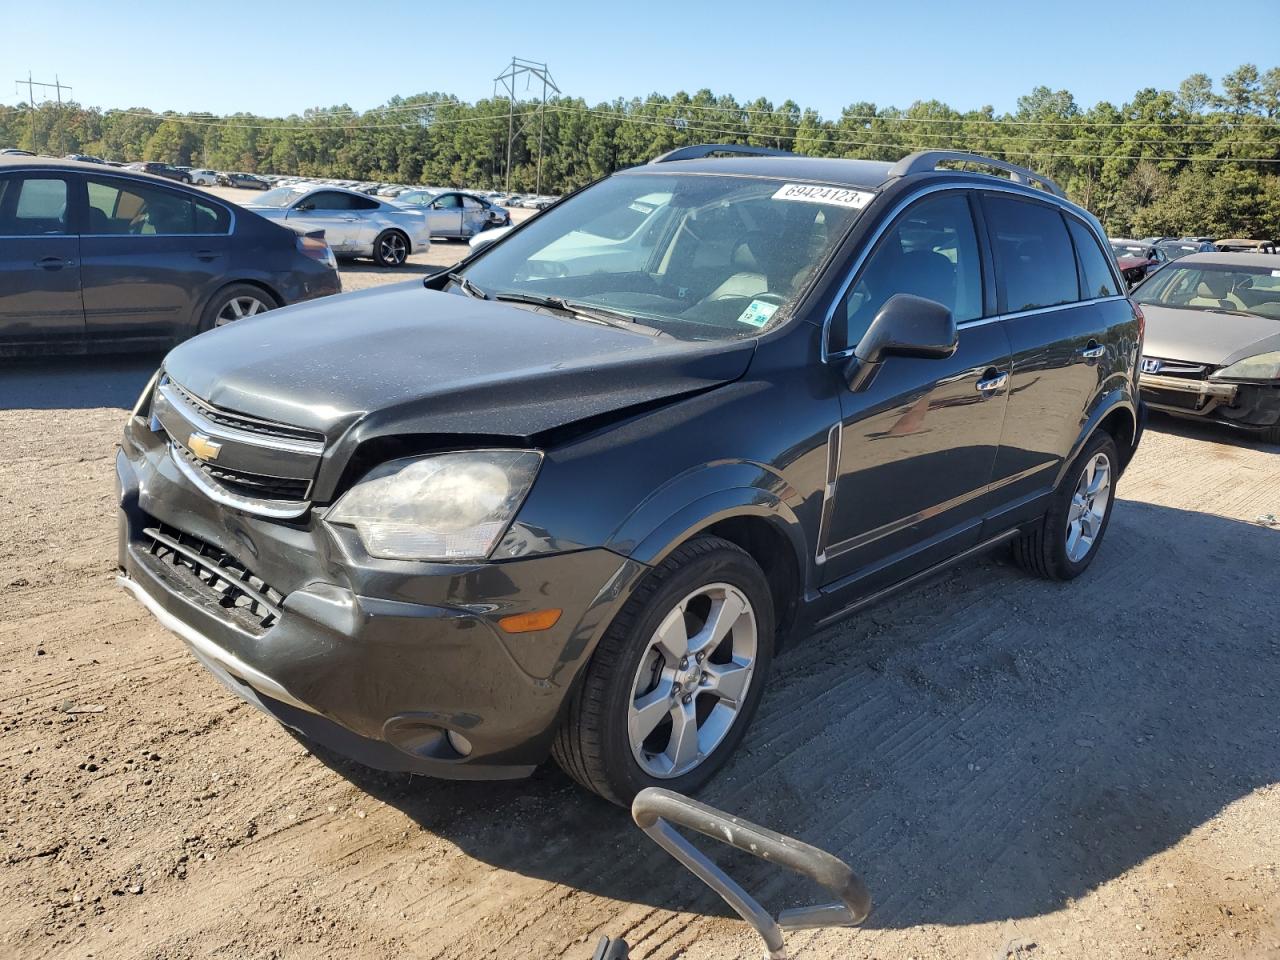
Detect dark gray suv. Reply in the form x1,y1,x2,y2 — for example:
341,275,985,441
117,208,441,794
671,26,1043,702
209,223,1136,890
117,146,1144,805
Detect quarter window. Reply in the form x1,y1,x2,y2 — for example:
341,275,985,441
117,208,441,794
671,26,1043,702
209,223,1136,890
832,192,984,354
0,176,69,235
984,195,1079,312
85,177,229,234
1066,217,1117,299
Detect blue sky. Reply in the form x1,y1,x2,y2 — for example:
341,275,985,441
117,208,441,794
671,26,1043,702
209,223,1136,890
3,0,1276,119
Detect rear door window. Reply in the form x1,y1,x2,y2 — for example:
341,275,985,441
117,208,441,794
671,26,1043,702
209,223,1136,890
0,176,70,235
983,195,1080,313
85,177,228,235
1066,217,1118,299
832,191,984,354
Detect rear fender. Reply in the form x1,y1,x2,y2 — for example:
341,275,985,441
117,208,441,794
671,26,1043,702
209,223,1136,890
1057,380,1138,487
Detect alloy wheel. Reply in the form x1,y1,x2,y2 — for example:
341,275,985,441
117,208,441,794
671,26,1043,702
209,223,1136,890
215,295,269,327
1066,452,1112,562
627,583,758,778
379,233,407,265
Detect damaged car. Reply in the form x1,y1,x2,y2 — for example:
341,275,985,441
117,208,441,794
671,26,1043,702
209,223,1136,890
117,146,1143,805
1133,252,1280,442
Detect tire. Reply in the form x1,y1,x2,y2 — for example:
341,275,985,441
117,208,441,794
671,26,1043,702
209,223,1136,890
373,229,409,267
197,283,278,334
1012,432,1119,580
1259,424,1280,445
552,535,775,806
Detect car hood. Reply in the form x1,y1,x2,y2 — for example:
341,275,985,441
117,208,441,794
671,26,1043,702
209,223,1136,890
1140,303,1280,367
162,283,755,443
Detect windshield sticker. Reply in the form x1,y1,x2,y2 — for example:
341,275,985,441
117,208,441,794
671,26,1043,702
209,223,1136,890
737,299,780,328
772,183,875,209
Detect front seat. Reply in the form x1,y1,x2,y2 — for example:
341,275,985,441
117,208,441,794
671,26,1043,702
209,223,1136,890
708,232,769,301
1188,273,1246,311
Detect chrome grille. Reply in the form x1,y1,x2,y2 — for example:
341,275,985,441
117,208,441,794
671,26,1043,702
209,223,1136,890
142,522,285,632
168,381,325,445
1142,357,1210,379
172,443,311,502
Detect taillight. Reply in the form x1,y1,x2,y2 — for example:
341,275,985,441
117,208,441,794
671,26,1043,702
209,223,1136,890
296,233,336,270
1133,303,1145,340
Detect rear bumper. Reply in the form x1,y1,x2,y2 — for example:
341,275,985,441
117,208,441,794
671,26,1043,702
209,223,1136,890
116,433,646,779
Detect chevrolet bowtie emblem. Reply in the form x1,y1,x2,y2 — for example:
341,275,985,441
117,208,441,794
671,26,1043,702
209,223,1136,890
188,432,222,461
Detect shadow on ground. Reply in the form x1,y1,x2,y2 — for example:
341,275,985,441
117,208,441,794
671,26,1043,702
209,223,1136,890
1146,408,1279,454
311,500,1280,929
0,354,163,411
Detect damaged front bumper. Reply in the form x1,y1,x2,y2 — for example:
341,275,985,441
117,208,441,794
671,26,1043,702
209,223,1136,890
1139,373,1280,431
115,421,647,780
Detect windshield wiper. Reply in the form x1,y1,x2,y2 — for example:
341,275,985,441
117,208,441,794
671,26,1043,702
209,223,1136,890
447,272,489,300
492,292,663,334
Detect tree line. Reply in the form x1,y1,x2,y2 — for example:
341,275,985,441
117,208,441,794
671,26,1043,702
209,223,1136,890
2,64,1279,238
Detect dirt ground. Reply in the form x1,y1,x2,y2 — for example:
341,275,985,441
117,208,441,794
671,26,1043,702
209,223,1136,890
1,220,1279,960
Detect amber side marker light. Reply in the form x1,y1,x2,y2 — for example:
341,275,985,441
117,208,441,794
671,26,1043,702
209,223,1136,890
498,609,563,633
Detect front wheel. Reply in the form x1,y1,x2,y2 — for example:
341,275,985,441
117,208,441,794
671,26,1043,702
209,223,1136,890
553,535,774,806
1012,432,1119,580
373,229,409,267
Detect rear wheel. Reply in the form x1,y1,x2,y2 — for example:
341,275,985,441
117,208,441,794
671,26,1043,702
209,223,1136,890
373,229,409,267
198,283,278,333
553,535,774,806
1012,432,1118,580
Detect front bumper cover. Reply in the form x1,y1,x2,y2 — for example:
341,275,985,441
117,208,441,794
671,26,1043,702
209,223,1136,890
116,428,647,780
1139,373,1280,429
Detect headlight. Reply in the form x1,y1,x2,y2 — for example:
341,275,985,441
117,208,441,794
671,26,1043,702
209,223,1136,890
1210,351,1280,382
325,450,542,561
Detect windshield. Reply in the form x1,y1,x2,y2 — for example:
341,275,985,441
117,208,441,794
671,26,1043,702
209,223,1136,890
1111,242,1149,258
248,187,304,208
459,172,870,341
399,190,438,205
1133,263,1280,319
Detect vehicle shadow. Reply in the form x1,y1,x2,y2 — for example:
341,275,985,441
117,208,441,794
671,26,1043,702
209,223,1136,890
309,499,1280,930
0,354,163,411
1147,408,1279,454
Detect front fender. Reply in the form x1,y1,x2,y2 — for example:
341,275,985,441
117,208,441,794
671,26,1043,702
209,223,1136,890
606,460,812,589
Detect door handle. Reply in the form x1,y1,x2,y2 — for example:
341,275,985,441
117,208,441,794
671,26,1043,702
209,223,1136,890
975,370,1009,393
194,250,220,262
1080,340,1105,360
340,217,359,222
35,256,71,270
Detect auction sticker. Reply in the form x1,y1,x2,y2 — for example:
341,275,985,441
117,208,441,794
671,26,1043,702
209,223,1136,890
737,299,780,328
773,183,874,209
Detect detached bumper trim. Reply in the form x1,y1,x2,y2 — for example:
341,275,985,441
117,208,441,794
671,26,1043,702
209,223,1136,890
118,574,317,715
1139,373,1238,400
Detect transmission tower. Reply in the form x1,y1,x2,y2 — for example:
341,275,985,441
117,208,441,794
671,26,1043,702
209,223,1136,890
493,57,560,194
14,72,72,151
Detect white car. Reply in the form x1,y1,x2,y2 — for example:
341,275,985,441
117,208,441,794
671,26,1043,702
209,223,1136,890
243,185,431,267
189,169,219,186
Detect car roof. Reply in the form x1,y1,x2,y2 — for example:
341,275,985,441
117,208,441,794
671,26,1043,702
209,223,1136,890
619,155,896,190
1165,252,1280,268
0,154,196,188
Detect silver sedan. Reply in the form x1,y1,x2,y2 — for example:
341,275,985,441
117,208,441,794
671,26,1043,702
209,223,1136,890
243,186,431,267
395,190,509,240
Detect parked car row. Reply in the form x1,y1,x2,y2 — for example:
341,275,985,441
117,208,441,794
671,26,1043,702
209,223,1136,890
0,155,340,355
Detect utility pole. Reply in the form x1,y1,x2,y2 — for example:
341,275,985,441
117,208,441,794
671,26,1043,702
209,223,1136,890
492,57,559,194
14,72,72,152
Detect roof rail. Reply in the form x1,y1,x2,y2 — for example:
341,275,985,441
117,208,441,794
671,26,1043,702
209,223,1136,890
650,143,796,164
888,150,1066,198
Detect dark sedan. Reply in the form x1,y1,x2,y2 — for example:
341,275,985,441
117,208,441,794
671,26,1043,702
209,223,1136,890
220,172,271,191
0,157,341,356
126,161,192,184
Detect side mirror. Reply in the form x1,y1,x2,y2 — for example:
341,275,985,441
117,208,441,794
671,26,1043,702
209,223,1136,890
843,294,958,391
